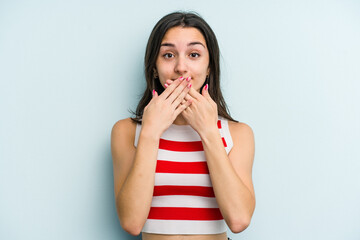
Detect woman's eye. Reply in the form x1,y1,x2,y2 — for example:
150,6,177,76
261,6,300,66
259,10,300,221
190,53,200,58
163,53,174,58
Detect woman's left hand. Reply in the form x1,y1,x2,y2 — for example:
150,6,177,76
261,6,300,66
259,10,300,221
165,80,218,136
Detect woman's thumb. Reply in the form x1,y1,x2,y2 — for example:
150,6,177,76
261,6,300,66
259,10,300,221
152,89,157,98
202,84,209,96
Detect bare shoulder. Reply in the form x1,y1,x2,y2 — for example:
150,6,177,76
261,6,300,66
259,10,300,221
111,117,137,162
228,120,255,144
111,118,137,145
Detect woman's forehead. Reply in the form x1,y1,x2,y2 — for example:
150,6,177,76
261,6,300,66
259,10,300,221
161,26,207,47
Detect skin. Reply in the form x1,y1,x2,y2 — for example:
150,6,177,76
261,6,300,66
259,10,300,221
154,26,210,126
155,27,210,93
111,26,256,240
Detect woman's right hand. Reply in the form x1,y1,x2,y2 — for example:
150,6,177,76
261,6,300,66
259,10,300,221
141,76,193,138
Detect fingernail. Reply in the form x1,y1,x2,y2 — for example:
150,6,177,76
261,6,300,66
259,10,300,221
152,89,155,95
164,83,169,88
187,83,192,88
187,76,191,82
205,84,208,91
179,76,184,80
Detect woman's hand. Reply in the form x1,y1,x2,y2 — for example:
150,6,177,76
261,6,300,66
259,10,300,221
141,76,193,138
165,79,218,137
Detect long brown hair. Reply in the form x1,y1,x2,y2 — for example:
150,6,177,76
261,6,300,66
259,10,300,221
130,11,238,124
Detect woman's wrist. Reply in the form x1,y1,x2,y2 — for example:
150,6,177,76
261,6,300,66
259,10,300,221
140,125,162,141
198,124,220,142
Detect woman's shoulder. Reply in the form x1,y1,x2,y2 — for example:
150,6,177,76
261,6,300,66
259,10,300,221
227,120,253,132
227,120,254,143
111,117,138,144
227,120,255,171
112,117,137,130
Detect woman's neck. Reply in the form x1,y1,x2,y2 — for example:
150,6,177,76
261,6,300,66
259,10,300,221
172,114,189,126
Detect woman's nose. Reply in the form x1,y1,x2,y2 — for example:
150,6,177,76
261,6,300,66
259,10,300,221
174,55,188,75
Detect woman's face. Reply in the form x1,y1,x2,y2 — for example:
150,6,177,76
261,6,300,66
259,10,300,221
155,26,210,92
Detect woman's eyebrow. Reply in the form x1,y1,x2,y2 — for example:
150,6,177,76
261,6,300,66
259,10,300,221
188,42,205,48
160,42,206,48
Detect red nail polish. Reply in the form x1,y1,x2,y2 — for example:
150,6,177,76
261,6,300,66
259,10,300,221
205,84,208,91
152,89,155,95
164,83,169,88
187,83,192,88
187,77,191,82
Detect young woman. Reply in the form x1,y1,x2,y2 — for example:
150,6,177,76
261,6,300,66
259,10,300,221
111,11,255,240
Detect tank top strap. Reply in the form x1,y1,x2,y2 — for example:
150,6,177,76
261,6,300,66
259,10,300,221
134,121,142,147
217,116,234,154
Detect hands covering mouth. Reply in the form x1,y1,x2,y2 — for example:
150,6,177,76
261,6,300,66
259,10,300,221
167,77,192,86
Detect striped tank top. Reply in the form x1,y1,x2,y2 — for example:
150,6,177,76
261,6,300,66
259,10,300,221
134,116,233,234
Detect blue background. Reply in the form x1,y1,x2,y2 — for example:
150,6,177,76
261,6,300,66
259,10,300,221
1,0,359,239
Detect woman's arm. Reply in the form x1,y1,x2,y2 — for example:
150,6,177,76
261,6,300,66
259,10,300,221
111,118,159,236
199,121,255,233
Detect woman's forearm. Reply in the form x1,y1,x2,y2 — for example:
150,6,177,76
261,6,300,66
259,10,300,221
116,127,159,235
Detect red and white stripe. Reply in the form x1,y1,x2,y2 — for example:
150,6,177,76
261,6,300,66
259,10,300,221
134,116,233,234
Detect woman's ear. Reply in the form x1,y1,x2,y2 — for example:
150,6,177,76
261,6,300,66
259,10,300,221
153,68,158,78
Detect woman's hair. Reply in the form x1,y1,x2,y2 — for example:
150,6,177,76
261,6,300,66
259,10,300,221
130,11,238,123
